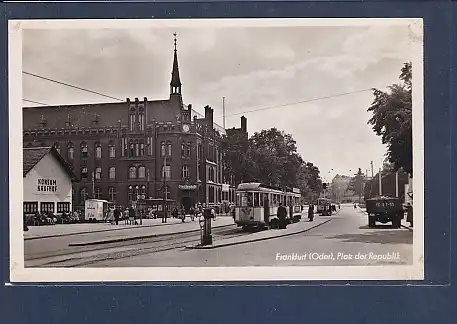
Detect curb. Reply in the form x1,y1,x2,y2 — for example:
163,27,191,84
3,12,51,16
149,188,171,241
68,223,234,247
25,220,184,241
185,219,332,250
25,216,234,241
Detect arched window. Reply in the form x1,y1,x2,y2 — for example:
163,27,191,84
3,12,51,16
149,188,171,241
53,142,61,154
140,185,147,196
160,142,166,157
81,167,88,179
108,187,116,202
167,142,172,157
95,142,102,159
80,188,88,203
138,166,146,179
181,143,186,157
109,142,116,158
135,141,139,157
135,185,140,199
181,165,189,179
186,143,191,157
109,167,116,180
67,142,74,160
94,187,101,199
162,165,171,180
130,112,136,131
129,142,135,157
139,111,145,131
81,142,88,158
128,185,134,202
139,142,145,156
95,167,102,180
129,166,137,179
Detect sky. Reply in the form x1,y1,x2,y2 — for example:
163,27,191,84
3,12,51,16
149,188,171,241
22,22,418,182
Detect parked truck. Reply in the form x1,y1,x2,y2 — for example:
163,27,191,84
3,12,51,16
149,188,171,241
365,196,403,228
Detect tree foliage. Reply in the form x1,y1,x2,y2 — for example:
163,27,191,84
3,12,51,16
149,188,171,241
221,127,323,200
347,168,365,200
367,62,412,174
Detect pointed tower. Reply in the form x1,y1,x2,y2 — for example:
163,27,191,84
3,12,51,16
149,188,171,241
170,32,182,98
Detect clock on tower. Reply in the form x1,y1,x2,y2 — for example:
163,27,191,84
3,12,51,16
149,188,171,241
182,124,190,133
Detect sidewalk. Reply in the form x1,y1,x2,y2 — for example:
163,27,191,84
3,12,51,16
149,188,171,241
24,215,233,240
187,216,332,250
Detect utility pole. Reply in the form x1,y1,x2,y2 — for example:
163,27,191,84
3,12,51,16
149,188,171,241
371,161,374,178
378,168,382,196
395,171,399,198
222,97,226,129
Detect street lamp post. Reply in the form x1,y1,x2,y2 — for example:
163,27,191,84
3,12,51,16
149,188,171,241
163,155,168,223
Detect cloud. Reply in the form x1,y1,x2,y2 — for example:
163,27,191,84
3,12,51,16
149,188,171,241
22,23,415,178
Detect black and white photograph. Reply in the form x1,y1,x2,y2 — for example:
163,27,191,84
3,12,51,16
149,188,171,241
9,19,424,282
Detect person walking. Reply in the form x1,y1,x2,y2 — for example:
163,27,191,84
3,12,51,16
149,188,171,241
308,204,314,222
114,207,120,225
277,203,288,229
406,203,413,227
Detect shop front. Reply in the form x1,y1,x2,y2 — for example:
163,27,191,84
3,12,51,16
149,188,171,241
23,147,76,219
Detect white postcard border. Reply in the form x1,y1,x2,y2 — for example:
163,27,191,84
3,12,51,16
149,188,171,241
8,18,424,282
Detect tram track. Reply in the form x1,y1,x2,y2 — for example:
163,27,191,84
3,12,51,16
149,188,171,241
26,225,248,267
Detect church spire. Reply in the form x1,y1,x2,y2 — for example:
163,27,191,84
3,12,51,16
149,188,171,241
170,32,182,96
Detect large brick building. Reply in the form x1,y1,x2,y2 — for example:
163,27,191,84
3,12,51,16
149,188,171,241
22,37,247,211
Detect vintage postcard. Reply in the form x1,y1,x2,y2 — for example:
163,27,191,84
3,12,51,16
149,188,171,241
9,18,424,282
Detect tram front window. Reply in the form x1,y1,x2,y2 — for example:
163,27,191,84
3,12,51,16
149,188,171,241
240,192,253,207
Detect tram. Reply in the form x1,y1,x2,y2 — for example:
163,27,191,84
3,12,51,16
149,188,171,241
234,183,302,230
316,197,332,216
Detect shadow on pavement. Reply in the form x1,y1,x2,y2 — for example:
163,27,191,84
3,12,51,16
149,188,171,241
359,225,396,230
326,230,412,245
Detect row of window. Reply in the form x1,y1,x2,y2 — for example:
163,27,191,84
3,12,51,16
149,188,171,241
53,140,194,160
79,165,191,181
23,202,71,214
77,185,171,204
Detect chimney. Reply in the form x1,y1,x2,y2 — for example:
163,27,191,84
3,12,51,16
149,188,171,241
188,104,192,114
204,105,213,128
241,115,247,132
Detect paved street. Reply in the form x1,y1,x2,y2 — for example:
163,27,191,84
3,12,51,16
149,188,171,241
24,216,235,267
75,205,413,267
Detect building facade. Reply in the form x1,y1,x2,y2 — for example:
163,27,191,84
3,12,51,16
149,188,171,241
23,37,246,211
23,147,76,216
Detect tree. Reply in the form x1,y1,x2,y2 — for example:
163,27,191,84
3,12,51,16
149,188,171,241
222,127,324,201
347,168,365,203
330,174,351,202
220,130,253,185
367,62,412,174
248,128,304,188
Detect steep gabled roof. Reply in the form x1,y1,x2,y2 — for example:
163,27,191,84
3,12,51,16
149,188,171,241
23,146,78,181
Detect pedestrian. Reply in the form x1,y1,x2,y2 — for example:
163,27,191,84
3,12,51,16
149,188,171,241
114,207,120,225
277,203,288,229
23,215,29,231
406,203,413,227
308,204,314,222
210,207,216,220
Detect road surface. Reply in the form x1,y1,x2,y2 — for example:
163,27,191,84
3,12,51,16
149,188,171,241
58,205,412,267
